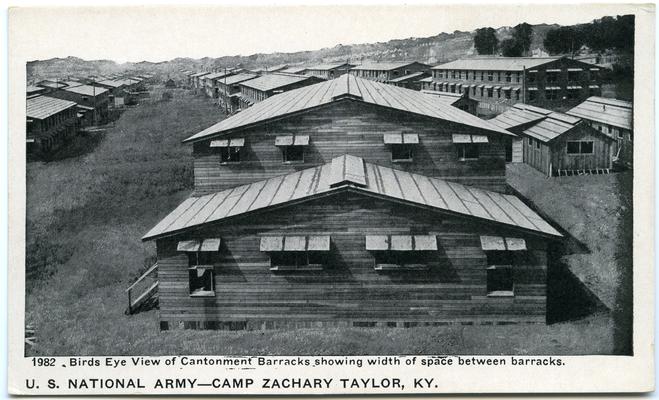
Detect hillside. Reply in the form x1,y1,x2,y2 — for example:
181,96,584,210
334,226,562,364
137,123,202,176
26,23,560,82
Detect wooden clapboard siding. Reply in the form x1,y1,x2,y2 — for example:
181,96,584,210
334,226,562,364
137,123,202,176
512,138,523,163
550,124,613,172
522,137,552,176
193,101,508,195
156,192,548,328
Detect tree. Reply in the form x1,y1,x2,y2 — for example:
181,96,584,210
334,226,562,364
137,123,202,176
543,26,581,55
474,28,499,55
512,23,534,55
500,38,523,57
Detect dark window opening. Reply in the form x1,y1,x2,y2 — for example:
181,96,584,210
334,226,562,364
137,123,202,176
189,267,214,296
270,251,324,270
457,143,479,160
567,141,594,154
487,266,513,294
391,145,413,162
374,251,431,270
220,146,241,163
283,145,304,163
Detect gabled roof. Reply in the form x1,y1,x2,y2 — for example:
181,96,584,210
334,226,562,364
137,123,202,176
191,71,210,78
142,155,562,240
204,71,234,81
37,80,68,89
566,96,632,130
491,104,583,142
306,62,353,71
62,84,109,97
220,73,259,86
388,71,428,83
420,90,466,106
183,74,512,142
433,57,562,71
489,104,549,131
26,85,46,94
351,61,430,71
97,79,124,88
26,95,77,120
280,66,308,74
239,73,313,92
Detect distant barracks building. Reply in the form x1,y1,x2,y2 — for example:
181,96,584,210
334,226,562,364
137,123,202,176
140,75,562,330
428,57,602,114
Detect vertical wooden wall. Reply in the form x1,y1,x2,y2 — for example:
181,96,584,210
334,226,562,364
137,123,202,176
192,101,509,195
156,192,549,330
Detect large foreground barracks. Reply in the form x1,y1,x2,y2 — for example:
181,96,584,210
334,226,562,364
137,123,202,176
142,74,564,330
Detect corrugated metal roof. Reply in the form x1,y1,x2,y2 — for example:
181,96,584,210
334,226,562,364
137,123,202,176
489,105,548,130
221,73,259,85
351,61,429,71
566,96,632,130
239,73,312,92
184,74,512,142
420,90,462,106
280,67,308,74
191,72,210,78
306,62,353,71
142,155,561,240
26,85,46,94
97,79,124,88
388,71,428,83
37,81,68,89
204,71,234,80
491,104,586,142
63,84,109,97
26,95,77,120
432,57,562,71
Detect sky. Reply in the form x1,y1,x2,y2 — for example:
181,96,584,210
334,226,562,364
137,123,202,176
9,3,641,63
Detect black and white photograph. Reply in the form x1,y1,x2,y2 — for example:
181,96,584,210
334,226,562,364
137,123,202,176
6,3,654,395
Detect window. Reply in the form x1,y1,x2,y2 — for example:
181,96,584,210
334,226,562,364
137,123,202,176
616,129,623,139
283,145,304,163
528,138,534,147
504,89,511,100
479,87,484,97
547,72,559,83
220,146,241,163
188,266,214,296
527,72,537,83
496,71,501,82
505,72,512,82
456,143,479,160
472,86,477,96
515,72,521,83
545,89,559,100
270,252,323,269
451,70,456,79
568,71,580,82
567,89,580,99
566,141,594,154
391,145,413,162
487,71,493,81
487,88,493,98
373,251,430,270
535,140,541,149
261,235,330,271
487,265,513,294
480,71,485,81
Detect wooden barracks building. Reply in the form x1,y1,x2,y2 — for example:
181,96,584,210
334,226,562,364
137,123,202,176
139,74,562,330
428,57,602,114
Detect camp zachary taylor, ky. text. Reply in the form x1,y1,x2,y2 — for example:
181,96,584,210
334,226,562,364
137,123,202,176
7,3,655,396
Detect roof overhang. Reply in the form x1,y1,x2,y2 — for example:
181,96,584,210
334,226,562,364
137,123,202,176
142,185,563,242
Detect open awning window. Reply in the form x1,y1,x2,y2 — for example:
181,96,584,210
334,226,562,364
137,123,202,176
365,235,437,251
177,240,200,252
480,235,527,251
275,135,310,146
210,138,245,148
260,235,331,252
383,133,419,145
178,238,221,252
567,86,583,90
567,68,583,72
200,238,222,252
546,69,562,73
452,134,489,144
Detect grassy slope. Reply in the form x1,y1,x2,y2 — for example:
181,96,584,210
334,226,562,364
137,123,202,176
506,164,631,312
27,88,615,356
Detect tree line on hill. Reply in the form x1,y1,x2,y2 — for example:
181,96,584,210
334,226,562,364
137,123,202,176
473,15,634,57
